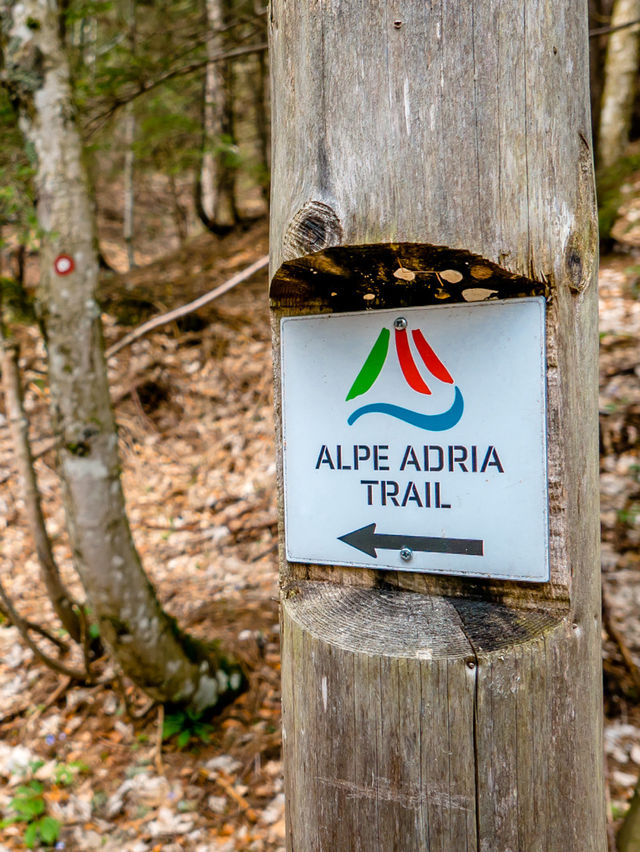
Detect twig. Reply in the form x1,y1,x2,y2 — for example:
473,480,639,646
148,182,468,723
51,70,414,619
105,255,268,358
155,704,164,774
0,601,69,651
590,18,640,37
86,43,268,132
215,771,258,821
0,579,86,680
33,676,73,721
602,580,640,693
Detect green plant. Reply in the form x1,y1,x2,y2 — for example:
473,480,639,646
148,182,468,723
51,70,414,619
54,760,89,786
0,779,61,848
162,708,215,749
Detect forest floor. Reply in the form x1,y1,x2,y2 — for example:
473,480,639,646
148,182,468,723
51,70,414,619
1,204,640,848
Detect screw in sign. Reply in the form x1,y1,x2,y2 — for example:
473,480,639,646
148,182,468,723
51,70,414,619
54,255,75,276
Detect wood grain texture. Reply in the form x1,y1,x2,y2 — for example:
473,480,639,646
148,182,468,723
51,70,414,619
270,1,605,848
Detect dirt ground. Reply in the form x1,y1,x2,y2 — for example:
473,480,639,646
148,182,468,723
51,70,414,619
1,206,640,848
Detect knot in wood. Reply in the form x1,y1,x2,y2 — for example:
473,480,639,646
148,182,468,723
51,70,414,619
282,201,343,261
566,247,584,293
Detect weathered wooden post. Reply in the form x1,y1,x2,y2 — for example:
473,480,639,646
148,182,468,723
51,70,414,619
269,2,606,849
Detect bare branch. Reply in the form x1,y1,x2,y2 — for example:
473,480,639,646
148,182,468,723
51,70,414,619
0,578,87,680
85,42,268,134
590,17,640,37
106,254,268,358
0,324,83,640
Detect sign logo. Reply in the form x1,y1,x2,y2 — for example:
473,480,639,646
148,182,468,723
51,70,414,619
346,317,464,431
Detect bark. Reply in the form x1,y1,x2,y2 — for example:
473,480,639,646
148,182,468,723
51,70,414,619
252,0,269,202
1,0,246,713
0,325,82,642
123,0,135,269
123,102,135,269
198,0,238,233
598,0,640,168
619,786,640,851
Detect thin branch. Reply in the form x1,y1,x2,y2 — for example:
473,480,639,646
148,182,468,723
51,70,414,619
0,578,87,680
106,254,268,358
590,18,640,37
0,600,69,651
0,329,83,641
86,42,267,133
154,703,164,774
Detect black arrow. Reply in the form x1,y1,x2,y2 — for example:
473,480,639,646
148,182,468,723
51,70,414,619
338,523,483,558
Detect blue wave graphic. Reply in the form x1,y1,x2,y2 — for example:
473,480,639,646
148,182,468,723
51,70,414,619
347,386,464,431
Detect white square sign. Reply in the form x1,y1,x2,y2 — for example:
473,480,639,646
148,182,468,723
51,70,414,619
280,298,549,582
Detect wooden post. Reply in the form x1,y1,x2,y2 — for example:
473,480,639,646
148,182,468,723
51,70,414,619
269,3,606,850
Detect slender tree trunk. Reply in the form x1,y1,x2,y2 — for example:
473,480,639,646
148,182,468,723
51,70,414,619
198,0,238,233
598,0,640,168
0,321,82,642
123,0,135,269
123,106,135,267
254,49,269,203
619,784,640,850
1,0,246,713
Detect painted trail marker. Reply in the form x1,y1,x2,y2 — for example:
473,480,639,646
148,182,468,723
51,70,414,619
281,297,549,582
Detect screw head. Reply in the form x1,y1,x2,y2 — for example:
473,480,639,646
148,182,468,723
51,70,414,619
399,546,413,561
394,316,407,330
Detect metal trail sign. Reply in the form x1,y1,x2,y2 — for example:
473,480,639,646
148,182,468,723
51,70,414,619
280,297,549,582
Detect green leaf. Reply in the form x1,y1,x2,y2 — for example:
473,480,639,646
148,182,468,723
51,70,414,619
12,796,45,818
162,712,186,740
38,815,61,844
23,822,38,848
177,729,191,749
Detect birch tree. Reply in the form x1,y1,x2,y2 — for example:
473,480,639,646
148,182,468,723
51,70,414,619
598,0,640,168
197,0,238,233
0,0,245,713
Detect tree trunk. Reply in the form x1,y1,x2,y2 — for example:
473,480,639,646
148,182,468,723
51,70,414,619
270,1,605,849
253,0,269,203
198,0,238,233
123,0,136,269
0,325,82,642
1,0,246,713
598,0,640,169
123,103,136,269
619,784,640,850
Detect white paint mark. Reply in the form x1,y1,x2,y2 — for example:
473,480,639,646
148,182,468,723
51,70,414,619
416,648,433,660
403,77,411,136
321,676,328,711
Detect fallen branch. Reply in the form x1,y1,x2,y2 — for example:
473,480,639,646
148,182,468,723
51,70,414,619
106,255,269,359
602,580,640,694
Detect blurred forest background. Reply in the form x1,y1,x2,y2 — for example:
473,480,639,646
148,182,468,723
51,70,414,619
1,0,640,850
